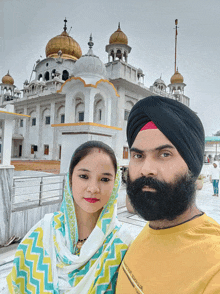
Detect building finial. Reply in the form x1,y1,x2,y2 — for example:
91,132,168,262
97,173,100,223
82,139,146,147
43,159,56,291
64,17,67,32
88,34,94,49
118,22,121,29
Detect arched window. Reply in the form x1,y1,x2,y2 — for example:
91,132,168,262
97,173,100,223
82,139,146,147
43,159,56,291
75,102,85,123
62,70,69,81
124,101,134,121
94,98,104,123
110,50,114,61
38,74,43,81
116,49,122,60
51,69,56,79
44,71,50,81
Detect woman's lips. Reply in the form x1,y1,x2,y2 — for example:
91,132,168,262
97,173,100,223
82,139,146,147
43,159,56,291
84,198,99,203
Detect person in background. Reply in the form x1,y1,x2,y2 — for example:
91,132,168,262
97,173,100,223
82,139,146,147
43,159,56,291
210,161,220,196
116,96,220,294
7,141,132,294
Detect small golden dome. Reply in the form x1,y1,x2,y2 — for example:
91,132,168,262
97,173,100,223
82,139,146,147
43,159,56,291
2,71,14,85
45,19,82,60
170,70,184,84
109,23,128,45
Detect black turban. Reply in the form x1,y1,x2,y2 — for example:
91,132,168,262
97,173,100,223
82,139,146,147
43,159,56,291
127,96,205,178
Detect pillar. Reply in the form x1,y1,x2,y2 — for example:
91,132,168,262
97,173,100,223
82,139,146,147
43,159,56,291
50,102,56,159
65,93,76,123
0,166,14,245
2,119,13,165
84,91,94,122
22,105,28,157
106,97,112,125
114,49,116,61
36,104,41,158
114,87,125,162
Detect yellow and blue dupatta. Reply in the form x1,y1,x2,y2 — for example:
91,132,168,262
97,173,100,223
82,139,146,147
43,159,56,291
7,168,132,293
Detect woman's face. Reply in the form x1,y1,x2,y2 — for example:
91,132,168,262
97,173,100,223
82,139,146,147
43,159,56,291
71,149,116,215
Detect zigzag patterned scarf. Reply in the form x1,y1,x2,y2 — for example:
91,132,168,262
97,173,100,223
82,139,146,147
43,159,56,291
7,167,132,293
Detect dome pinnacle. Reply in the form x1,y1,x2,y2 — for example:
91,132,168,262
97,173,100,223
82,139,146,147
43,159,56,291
63,18,67,32
88,34,94,49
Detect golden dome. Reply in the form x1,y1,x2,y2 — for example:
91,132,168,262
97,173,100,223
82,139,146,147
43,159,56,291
2,71,14,85
170,70,184,84
45,19,82,60
109,23,128,45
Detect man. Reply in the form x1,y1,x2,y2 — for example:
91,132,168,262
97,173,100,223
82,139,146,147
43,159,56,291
210,162,220,196
116,96,220,293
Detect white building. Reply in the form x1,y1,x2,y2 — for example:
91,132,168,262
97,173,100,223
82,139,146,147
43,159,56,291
0,20,190,170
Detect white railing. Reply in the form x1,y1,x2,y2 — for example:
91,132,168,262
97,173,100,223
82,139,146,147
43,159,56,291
12,173,66,212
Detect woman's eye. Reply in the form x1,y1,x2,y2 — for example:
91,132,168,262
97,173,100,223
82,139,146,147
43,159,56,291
79,174,88,179
101,178,110,182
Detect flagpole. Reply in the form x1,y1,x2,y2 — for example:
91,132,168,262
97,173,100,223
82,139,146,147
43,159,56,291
174,19,178,73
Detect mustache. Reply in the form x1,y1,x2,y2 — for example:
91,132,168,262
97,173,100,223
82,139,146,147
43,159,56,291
127,175,167,192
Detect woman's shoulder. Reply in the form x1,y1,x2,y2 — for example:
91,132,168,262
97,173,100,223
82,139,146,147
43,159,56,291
18,212,64,246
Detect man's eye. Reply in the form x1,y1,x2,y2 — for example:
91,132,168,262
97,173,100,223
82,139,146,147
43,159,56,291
134,154,142,159
160,152,171,158
79,174,88,179
101,178,110,182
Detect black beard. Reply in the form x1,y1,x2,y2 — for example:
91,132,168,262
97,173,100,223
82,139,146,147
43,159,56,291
126,172,196,221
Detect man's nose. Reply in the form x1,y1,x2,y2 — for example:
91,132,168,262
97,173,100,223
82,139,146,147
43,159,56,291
140,158,158,177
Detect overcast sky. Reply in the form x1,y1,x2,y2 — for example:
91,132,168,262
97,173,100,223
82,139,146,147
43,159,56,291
1,0,219,136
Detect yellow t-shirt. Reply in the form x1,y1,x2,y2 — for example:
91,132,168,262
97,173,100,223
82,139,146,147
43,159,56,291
116,214,220,294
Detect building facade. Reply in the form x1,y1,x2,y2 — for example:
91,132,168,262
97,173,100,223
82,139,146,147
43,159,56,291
0,20,190,168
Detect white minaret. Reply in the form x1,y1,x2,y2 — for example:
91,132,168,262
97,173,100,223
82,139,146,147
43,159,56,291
105,23,131,63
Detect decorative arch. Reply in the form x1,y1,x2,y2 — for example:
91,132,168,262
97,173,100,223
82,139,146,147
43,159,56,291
125,100,134,110
93,94,105,123
124,100,134,121
74,91,85,102
57,105,65,116
28,109,36,116
75,101,85,122
42,107,50,119
41,108,50,125
57,105,65,123
57,77,120,97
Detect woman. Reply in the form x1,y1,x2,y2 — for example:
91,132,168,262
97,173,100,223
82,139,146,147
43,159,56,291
7,141,132,293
